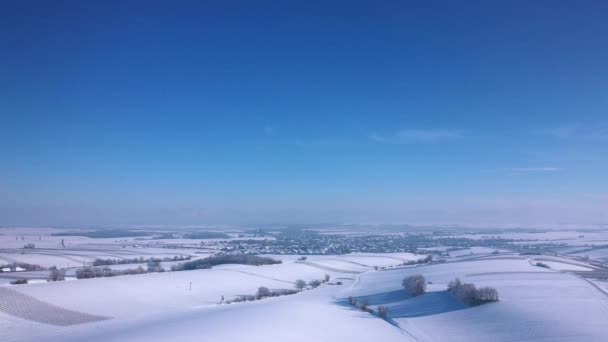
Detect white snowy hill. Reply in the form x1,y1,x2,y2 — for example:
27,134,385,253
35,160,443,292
2,253,608,341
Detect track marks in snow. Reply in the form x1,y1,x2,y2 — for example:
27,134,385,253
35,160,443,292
0,287,110,326
221,269,295,285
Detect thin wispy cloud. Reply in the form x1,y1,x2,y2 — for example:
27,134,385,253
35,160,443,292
508,167,561,172
543,123,608,140
543,123,582,138
369,129,463,143
293,139,353,148
583,194,608,200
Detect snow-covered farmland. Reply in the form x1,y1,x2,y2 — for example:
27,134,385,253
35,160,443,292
339,258,608,341
3,227,608,341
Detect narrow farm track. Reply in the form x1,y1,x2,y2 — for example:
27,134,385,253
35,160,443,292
296,261,362,274
465,271,554,277
324,258,374,268
0,287,110,326
223,269,295,285
565,272,608,298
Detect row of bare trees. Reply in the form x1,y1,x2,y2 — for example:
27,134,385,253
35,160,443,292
347,296,390,319
226,275,330,305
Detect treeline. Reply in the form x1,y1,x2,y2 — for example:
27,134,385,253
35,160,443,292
182,232,230,239
171,255,281,271
52,229,151,238
226,288,299,304
76,266,148,279
92,255,190,266
226,275,330,304
0,262,46,272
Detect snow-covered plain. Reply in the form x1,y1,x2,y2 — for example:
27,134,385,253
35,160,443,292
4,228,608,341
3,254,608,341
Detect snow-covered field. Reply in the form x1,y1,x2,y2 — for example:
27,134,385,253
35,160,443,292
339,258,608,341
3,227,608,341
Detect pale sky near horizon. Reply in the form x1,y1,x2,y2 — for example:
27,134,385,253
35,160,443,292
1,1,607,227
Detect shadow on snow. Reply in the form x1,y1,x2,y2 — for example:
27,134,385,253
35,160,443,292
337,290,467,319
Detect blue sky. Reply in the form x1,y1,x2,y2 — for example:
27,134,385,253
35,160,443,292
1,1,607,226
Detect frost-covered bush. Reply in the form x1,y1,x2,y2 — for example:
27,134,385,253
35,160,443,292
146,260,165,273
48,266,65,281
257,286,272,299
308,279,321,288
402,275,426,296
448,277,499,305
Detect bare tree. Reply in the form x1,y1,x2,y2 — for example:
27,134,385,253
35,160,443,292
377,305,389,318
48,266,65,281
448,278,462,292
402,275,426,296
308,279,321,288
295,279,307,291
256,286,272,299
360,298,369,311
476,286,499,302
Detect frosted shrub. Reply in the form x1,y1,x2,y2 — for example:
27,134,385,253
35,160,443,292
402,275,426,296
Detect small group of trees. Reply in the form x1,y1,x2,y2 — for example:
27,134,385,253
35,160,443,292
308,279,321,288
447,278,499,306
256,286,298,299
402,275,427,296
145,259,166,273
348,296,368,310
225,287,299,304
535,262,550,268
48,266,66,281
296,274,330,291
225,275,330,305
402,255,433,266
347,296,390,319
348,297,370,311
377,305,389,318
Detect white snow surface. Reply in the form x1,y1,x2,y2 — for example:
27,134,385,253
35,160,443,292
2,253,608,341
